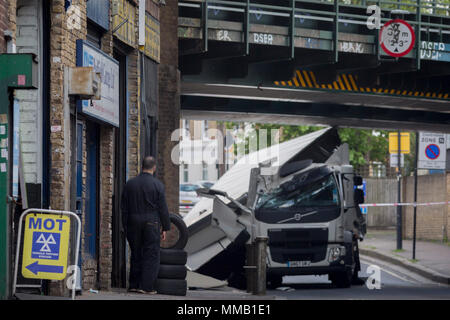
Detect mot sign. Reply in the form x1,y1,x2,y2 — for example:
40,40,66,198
22,214,70,280
380,19,415,57
418,132,447,170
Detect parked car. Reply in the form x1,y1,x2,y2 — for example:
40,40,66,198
179,183,202,215
196,180,215,189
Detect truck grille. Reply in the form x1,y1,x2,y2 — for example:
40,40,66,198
268,228,328,263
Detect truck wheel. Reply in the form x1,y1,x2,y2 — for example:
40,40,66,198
158,264,187,280
330,269,352,288
155,279,187,296
160,248,187,265
267,275,283,289
160,213,189,250
331,241,356,288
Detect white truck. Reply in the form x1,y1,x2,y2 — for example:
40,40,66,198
183,127,366,288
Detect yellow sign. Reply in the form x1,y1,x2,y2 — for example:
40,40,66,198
22,214,71,280
389,132,410,154
144,12,160,62
112,0,136,47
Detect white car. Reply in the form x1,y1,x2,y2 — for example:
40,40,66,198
179,183,202,215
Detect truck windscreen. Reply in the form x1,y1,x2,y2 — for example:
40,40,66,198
256,174,340,209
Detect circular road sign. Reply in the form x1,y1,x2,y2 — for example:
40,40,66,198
380,19,415,57
425,144,440,160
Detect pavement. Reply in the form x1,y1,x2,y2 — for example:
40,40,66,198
359,228,450,285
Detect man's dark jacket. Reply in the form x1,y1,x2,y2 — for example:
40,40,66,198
121,172,171,232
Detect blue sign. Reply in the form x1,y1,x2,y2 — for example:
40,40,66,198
420,41,450,62
31,232,61,260
76,40,120,127
425,144,440,160
361,180,367,214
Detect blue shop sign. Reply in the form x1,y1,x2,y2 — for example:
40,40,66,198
76,40,119,127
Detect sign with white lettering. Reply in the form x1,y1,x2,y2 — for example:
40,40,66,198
418,132,447,170
76,40,120,127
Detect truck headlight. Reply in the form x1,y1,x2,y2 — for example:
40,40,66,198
328,246,346,262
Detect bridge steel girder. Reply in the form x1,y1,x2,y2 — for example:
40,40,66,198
180,81,450,132
181,94,450,133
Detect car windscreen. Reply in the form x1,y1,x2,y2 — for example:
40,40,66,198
256,174,340,209
180,184,200,192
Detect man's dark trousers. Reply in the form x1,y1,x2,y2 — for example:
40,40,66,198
126,214,161,291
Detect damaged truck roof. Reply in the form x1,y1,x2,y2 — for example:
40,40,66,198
183,126,342,270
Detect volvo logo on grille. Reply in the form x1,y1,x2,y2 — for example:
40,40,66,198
277,211,318,224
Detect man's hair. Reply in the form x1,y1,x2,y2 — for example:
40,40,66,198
142,156,156,171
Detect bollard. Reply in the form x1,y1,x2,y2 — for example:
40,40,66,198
253,236,268,295
245,243,255,293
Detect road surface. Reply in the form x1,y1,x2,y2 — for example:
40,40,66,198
269,255,450,300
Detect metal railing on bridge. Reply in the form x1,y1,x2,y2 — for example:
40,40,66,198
179,0,450,64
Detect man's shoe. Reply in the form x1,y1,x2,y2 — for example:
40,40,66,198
138,289,157,295
127,288,140,293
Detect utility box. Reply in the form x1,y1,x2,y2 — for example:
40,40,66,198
68,67,101,100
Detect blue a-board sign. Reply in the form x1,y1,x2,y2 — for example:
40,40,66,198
76,40,120,127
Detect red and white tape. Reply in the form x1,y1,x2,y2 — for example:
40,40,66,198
360,201,450,208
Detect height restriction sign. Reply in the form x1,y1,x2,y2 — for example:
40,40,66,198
22,214,71,280
380,19,415,57
418,132,447,170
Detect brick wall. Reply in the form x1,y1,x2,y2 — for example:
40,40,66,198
48,0,87,296
0,0,8,53
99,126,114,289
403,173,448,241
157,0,180,214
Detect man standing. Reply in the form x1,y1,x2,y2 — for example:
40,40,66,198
121,156,171,294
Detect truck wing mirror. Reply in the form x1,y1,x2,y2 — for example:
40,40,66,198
196,188,228,198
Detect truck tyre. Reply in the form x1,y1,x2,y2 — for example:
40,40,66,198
158,264,187,280
267,275,283,289
330,269,352,288
160,248,187,265
160,213,189,250
155,279,187,296
330,240,357,288
351,241,365,285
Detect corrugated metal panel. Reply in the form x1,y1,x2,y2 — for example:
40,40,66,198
87,0,110,31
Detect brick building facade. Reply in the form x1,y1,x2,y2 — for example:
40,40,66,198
1,0,180,298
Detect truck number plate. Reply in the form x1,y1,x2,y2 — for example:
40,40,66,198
288,261,311,267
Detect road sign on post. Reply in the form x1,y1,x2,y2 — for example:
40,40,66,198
21,214,71,280
389,132,410,154
390,153,404,167
418,132,447,169
380,19,415,58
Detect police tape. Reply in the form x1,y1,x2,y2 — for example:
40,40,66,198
360,201,450,208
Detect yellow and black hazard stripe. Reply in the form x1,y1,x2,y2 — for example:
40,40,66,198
274,70,450,100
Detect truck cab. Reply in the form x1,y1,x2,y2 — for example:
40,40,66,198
183,127,366,289
254,163,366,288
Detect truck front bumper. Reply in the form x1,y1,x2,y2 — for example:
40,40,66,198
267,264,348,277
